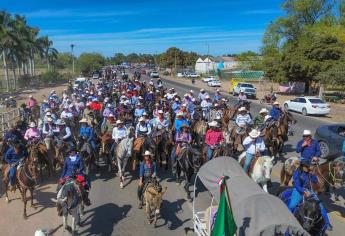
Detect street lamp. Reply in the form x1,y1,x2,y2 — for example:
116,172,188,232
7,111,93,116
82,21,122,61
70,44,75,74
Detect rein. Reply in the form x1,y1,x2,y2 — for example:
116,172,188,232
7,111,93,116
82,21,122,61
316,162,343,187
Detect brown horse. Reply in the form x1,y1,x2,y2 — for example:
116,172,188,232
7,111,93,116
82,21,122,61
222,107,237,127
262,124,281,157
277,110,296,153
152,129,173,170
54,141,68,171
143,185,167,226
2,148,39,218
191,120,207,146
29,142,54,177
280,157,345,198
99,133,112,172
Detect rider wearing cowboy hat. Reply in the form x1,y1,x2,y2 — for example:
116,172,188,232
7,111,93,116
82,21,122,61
296,130,320,164
288,158,331,230
24,122,40,142
254,108,269,128
111,120,128,153
270,101,282,121
235,107,253,133
55,119,74,148
138,150,157,209
205,121,224,161
174,112,190,132
151,110,170,131
79,118,96,150
135,117,152,138
242,129,266,173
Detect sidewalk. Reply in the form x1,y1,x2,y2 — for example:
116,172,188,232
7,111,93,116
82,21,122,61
162,75,345,123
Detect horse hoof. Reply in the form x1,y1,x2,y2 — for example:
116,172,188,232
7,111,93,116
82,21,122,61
120,182,124,189
5,197,9,203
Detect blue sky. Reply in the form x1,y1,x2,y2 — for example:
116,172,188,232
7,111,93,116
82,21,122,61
1,0,284,56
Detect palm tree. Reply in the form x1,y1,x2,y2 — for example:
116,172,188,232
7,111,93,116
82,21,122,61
39,36,58,71
0,10,19,92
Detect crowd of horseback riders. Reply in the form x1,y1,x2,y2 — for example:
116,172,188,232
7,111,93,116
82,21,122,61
1,66,343,234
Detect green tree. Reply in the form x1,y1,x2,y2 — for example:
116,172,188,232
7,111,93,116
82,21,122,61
78,52,105,75
55,52,73,69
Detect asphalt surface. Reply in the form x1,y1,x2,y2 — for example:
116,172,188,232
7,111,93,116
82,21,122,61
0,72,344,236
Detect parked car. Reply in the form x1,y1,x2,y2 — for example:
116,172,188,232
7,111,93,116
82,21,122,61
283,97,331,116
202,76,214,83
150,71,160,78
73,77,86,89
232,83,256,96
177,72,184,78
314,124,345,159
92,73,100,79
208,80,221,87
188,72,200,78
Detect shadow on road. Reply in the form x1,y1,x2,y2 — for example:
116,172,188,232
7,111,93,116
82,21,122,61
159,198,190,230
80,203,131,236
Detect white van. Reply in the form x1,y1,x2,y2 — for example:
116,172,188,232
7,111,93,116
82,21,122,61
73,77,86,89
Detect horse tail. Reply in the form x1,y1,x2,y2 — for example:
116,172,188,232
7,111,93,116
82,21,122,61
280,163,286,186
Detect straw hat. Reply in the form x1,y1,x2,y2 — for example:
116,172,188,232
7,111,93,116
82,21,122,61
249,129,261,139
79,118,88,123
144,150,153,156
259,108,268,114
238,107,246,112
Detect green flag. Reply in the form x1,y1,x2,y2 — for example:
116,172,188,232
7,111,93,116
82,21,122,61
211,178,237,236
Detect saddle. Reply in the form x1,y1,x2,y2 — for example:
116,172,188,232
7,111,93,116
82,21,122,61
100,133,112,143
152,129,165,138
240,155,260,174
134,137,145,152
143,177,162,194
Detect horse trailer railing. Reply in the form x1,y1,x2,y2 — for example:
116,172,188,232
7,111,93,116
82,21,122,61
0,108,21,135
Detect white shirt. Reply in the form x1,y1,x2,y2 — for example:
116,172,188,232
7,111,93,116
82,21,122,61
243,136,266,155
112,127,128,141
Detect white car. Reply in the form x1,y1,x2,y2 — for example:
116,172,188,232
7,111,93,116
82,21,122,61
188,73,200,78
150,71,160,78
202,76,214,83
73,77,86,89
177,72,184,78
208,80,221,87
283,97,331,116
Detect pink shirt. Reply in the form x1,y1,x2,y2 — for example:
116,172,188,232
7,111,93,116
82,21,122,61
205,129,224,146
27,98,37,108
24,128,40,140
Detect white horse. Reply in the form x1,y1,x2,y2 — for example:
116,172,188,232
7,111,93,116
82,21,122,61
238,152,274,192
52,181,84,236
115,136,134,188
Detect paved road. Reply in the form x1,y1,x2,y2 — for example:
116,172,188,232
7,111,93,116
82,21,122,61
1,73,344,236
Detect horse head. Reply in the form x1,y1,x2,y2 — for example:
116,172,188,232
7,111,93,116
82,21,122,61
261,156,274,180
295,198,323,233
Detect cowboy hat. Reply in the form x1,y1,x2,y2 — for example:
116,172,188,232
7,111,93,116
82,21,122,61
29,122,36,128
200,89,205,92
116,120,123,124
259,108,269,114
139,117,145,122
273,101,280,105
46,112,52,116
55,119,66,126
47,117,53,122
264,115,272,122
143,112,148,116
181,103,187,107
303,130,312,136
108,114,114,118
79,118,88,123
180,123,189,129
238,107,246,112
144,150,153,156
45,108,51,113
208,121,218,127
176,112,184,117
205,95,210,99
249,129,261,138
158,110,164,114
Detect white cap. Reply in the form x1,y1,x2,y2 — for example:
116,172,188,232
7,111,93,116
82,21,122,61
238,107,246,112
29,122,36,128
259,108,269,114
303,130,312,136
249,129,261,138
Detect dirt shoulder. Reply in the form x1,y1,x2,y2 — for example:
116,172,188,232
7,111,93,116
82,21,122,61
162,75,344,123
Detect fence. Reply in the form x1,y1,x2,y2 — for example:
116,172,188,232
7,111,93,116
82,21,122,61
0,108,21,135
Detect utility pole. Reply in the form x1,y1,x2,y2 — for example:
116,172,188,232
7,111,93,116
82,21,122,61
206,42,210,76
70,44,75,75
174,51,177,75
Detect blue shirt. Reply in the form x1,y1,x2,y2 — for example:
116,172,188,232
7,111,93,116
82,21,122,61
134,108,145,118
60,154,84,178
172,102,181,113
79,126,93,141
292,170,318,194
270,107,281,121
4,146,28,164
139,161,157,178
174,119,190,132
296,139,321,161
213,94,222,102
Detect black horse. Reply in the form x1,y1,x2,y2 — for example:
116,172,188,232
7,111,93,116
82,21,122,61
175,144,201,200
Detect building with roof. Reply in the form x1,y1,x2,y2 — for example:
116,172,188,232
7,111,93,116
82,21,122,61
195,57,216,74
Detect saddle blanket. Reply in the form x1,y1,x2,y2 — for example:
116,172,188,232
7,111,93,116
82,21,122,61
134,137,145,152
240,155,259,174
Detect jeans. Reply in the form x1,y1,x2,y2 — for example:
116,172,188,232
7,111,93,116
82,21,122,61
243,153,254,172
89,140,96,150
9,166,17,186
110,141,118,154
288,189,331,228
207,147,213,161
